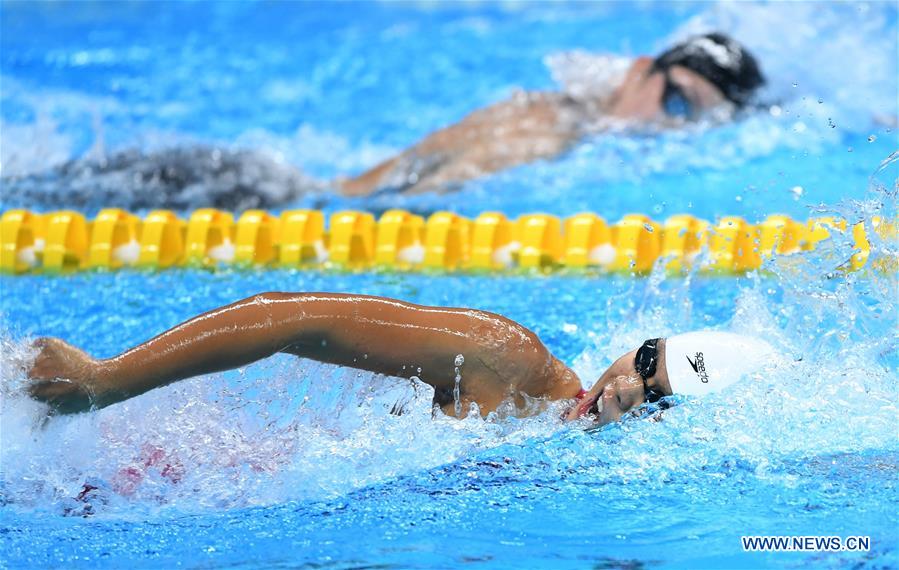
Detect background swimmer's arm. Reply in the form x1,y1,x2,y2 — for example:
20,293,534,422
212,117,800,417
29,292,572,414
339,92,584,196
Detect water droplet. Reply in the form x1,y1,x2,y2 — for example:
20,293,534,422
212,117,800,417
867,135,877,142
817,98,824,104
453,358,464,417
792,81,798,87
643,223,654,233
735,195,743,202
827,118,836,129
847,147,853,153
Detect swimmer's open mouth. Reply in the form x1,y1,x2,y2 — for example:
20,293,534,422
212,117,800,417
574,393,601,420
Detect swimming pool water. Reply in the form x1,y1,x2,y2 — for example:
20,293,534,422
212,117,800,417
1,1,897,568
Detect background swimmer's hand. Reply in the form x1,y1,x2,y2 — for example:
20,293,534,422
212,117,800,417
27,338,106,415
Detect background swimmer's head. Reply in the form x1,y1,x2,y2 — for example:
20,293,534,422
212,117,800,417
652,32,766,110
607,33,764,123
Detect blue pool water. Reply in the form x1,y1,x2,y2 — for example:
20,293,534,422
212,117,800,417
1,1,897,568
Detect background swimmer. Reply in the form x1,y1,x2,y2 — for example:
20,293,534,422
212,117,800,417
339,32,765,196
26,292,772,425
3,33,764,211
5,147,325,211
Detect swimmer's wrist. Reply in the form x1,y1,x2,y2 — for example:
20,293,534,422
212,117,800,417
90,359,131,408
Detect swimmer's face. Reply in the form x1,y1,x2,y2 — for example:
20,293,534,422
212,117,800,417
656,65,730,120
609,57,729,123
576,375,648,425
564,349,673,425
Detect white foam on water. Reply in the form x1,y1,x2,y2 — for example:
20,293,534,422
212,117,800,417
0,76,126,177
234,123,397,180
545,52,632,104
0,348,570,517
0,117,75,179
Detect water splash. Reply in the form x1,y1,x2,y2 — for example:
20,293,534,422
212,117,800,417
453,353,465,416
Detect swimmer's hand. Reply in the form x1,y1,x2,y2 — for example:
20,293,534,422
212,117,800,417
27,338,107,415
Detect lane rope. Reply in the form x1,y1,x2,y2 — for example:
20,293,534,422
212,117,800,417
1,208,894,275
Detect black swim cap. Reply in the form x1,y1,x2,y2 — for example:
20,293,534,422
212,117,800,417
652,32,765,108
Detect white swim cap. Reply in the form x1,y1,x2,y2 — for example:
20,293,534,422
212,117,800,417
664,331,776,396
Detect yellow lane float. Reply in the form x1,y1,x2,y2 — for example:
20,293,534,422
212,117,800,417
661,214,707,271
138,210,185,268
470,212,515,269
277,210,326,266
423,211,470,270
563,213,613,269
43,211,89,272
185,208,235,266
1,210,46,272
0,208,891,275
376,209,424,268
88,208,142,269
329,211,375,266
610,214,661,273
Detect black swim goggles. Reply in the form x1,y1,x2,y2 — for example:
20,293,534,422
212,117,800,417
659,72,694,119
634,338,665,404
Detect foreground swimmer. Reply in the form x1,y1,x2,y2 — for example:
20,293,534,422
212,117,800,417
339,32,765,196
26,293,774,425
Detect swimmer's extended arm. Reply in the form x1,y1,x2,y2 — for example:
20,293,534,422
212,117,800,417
337,58,671,197
339,92,585,196
28,293,578,415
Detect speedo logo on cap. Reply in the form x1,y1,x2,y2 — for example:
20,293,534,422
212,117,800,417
686,352,709,383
